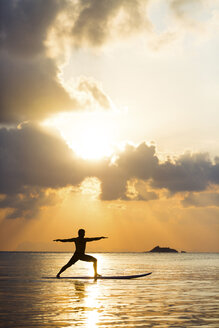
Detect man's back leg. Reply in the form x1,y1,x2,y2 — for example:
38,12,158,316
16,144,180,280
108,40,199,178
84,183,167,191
56,254,78,278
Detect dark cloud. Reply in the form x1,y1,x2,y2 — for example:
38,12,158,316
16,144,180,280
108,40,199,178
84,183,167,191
99,166,128,200
209,161,219,185
0,124,85,195
0,51,114,122
182,191,219,207
0,0,204,55
0,0,67,122
126,179,159,201
0,0,63,56
0,0,150,123
98,145,219,201
116,143,159,179
152,152,212,193
0,0,115,123
0,123,91,218
97,143,159,200
0,0,74,123
0,0,150,57
0,187,57,219
0,52,76,122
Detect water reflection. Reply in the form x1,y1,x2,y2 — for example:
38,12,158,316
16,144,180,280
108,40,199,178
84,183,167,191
87,308,99,328
74,281,86,301
69,280,100,327
85,283,100,327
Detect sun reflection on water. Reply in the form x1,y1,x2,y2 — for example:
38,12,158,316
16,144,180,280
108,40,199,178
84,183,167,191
85,283,100,327
66,279,102,327
87,309,99,328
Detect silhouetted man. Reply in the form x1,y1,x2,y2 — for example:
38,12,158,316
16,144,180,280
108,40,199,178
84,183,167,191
54,229,107,278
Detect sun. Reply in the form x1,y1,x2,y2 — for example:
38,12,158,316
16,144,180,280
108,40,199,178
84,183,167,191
69,120,113,160
44,112,116,160
72,125,112,160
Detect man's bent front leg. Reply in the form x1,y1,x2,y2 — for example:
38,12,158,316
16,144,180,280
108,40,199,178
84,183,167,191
93,258,101,278
93,258,97,276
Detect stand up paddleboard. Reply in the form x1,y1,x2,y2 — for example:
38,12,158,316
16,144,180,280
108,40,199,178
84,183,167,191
43,272,152,280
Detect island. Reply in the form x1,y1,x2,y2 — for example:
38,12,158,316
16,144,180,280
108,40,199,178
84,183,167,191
147,245,178,253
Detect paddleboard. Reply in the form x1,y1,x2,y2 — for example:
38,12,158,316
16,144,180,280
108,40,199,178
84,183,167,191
43,272,152,280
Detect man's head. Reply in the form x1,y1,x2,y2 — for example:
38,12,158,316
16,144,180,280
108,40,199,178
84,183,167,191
78,229,85,237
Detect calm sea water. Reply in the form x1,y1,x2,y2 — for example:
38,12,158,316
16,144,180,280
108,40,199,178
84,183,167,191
0,252,218,327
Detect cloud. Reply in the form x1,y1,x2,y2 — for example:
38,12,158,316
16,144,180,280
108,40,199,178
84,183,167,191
0,0,74,123
182,191,219,207
69,0,151,47
169,0,205,28
98,144,219,201
126,179,159,201
68,0,213,48
152,152,212,193
0,52,76,122
0,187,57,219
116,143,159,179
1,124,219,218
210,159,219,184
0,0,218,215
0,0,66,122
0,51,112,122
148,0,217,50
97,143,159,200
99,165,128,200
0,0,115,123
76,77,112,110
1,0,217,123
0,123,92,218
0,0,63,56
0,123,85,195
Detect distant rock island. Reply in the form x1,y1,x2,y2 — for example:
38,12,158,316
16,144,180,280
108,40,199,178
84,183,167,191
148,245,178,253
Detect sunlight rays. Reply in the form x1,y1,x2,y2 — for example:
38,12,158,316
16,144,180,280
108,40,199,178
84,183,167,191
44,112,118,160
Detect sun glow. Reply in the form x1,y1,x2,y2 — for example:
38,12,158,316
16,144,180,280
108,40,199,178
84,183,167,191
44,112,117,160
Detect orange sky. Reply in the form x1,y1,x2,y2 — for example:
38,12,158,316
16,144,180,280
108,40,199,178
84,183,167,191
0,185,218,252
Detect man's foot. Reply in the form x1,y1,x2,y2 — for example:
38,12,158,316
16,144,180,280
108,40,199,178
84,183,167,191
56,274,61,279
94,273,102,279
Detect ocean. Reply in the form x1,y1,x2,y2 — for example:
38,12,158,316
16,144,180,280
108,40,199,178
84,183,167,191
0,252,218,327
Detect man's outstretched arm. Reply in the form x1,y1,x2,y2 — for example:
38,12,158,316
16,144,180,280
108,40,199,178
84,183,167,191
86,237,108,242
53,238,76,242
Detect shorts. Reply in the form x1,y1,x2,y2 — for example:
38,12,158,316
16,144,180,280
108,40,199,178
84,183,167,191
67,253,96,265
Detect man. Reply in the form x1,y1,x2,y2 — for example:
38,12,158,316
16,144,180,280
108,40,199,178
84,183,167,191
53,229,107,278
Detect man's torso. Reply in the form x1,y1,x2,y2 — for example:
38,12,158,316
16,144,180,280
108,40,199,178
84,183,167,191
74,237,86,254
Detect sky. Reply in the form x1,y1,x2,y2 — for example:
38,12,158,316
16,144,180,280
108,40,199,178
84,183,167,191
0,0,219,252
